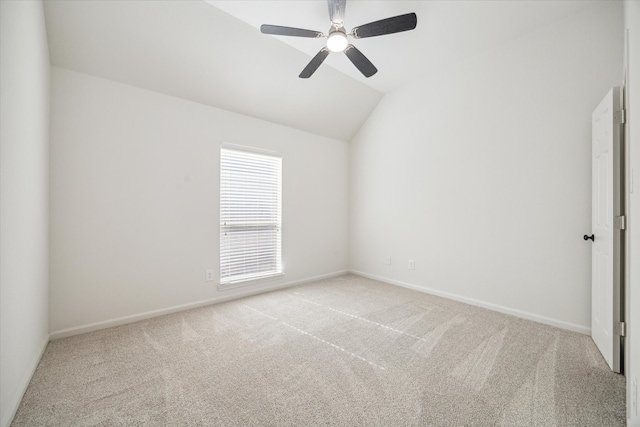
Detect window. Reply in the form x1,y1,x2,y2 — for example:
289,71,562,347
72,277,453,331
220,146,282,286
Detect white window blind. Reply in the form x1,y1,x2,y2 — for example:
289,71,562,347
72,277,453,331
220,147,282,285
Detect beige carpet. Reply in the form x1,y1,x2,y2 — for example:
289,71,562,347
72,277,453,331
12,274,625,426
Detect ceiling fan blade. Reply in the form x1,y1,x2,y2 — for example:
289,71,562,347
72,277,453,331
344,45,377,78
260,25,323,38
299,48,331,78
327,0,346,25
352,13,417,39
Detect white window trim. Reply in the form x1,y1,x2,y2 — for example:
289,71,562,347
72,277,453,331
219,143,283,288
221,142,280,157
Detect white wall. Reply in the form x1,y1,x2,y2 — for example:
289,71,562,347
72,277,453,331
350,2,622,333
49,67,349,335
0,1,51,426
624,1,640,424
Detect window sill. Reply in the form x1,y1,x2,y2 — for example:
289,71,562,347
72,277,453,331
218,272,284,291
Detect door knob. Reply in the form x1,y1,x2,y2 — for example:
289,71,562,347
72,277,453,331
583,234,595,241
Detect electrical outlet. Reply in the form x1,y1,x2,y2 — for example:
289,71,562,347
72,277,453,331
408,260,415,270
385,256,391,265
205,270,215,282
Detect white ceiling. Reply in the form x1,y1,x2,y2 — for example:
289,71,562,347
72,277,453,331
207,0,598,94
43,0,600,141
43,0,382,141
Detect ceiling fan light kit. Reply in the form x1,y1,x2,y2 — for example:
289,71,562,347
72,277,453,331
326,28,348,52
260,0,417,79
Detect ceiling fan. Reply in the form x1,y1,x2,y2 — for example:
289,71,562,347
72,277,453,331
260,0,417,79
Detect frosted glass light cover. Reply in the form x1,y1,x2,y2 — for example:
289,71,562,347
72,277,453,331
327,32,347,52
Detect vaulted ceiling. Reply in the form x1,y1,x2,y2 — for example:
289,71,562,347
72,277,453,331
43,0,600,141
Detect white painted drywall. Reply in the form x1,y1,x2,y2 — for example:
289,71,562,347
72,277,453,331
49,68,349,334
0,1,51,426
349,2,623,333
624,1,640,424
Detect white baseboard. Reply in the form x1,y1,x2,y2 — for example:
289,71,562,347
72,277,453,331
350,270,590,335
49,270,349,340
2,334,49,427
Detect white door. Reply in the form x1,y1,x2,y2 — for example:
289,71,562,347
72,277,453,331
590,86,623,373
